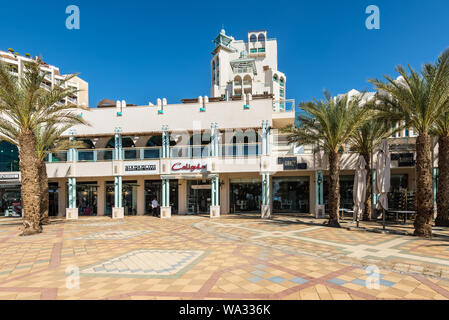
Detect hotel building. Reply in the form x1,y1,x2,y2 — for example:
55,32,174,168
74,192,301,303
0,30,421,219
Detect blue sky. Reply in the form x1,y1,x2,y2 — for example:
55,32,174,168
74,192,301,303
1,0,448,108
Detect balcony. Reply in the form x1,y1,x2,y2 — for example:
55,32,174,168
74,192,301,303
272,99,295,128
76,147,162,162
44,144,262,163
170,143,261,159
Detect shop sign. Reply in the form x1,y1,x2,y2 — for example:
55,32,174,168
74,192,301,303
277,157,307,170
124,161,158,175
392,153,415,167
0,173,20,180
170,160,209,173
191,185,211,190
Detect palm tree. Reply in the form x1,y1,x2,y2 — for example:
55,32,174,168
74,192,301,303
0,58,88,235
369,48,449,237
433,113,449,226
284,91,372,227
431,76,449,226
349,118,399,220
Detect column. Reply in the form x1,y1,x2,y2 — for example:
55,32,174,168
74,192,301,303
97,180,105,216
314,171,324,217
162,125,169,159
66,135,79,219
161,178,171,218
114,133,123,161
433,168,438,219
58,180,67,217
261,120,272,219
261,172,271,219
210,123,220,218
372,168,377,209
433,167,438,206
112,132,124,219
137,177,145,215
178,180,187,214
210,175,220,218
261,121,267,155
220,176,230,214
160,125,172,218
66,177,78,220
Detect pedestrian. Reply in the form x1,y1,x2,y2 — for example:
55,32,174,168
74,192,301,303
152,197,159,217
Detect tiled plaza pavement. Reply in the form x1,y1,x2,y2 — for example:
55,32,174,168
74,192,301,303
1,214,449,300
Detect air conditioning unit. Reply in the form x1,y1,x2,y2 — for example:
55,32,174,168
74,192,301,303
315,204,325,218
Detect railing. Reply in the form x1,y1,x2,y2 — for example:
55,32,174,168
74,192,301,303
171,143,261,159
0,161,19,172
46,151,68,163
122,147,161,160
76,147,162,162
44,144,264,163
67,97,78,104
273,99,295,112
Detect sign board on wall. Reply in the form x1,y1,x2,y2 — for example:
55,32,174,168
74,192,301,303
0,173,20,180
123,161,159,175
277,157,308,170
170,160,209,173
391,153,415,167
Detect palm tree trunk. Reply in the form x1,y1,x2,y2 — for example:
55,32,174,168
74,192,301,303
38,160,50,225
414,133,434,237
436,136,449,226
328,150,341,227
18,130,42,235
362,152,372,221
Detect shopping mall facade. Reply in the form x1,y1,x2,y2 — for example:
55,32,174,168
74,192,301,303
0,30,420,219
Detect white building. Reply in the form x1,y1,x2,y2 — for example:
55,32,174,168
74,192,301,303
210,29,287,111
0,49,88,107
0,32,420,220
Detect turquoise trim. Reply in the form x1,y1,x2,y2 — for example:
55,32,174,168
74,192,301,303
116,112,122,116
158,110,164,114
200,107,206,112
433,167,438,204
244,105,250,109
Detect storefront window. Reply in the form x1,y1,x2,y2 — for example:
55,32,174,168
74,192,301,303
272,177,309,213
144,180,178,214
230,178,261,213
390,174,408,192
76,182,98,216
105,180,138,215
187,180,212,214
49,182,59,216
0,141,19,172
0,184,21,217
323,175,354,210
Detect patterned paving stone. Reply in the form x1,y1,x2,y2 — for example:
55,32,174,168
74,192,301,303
74,222,125,227
69,230,152,240
81,249,207,278
1,215,449,300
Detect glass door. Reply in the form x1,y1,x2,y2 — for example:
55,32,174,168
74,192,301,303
48,182,59,216
230,179,262,213
77,182,98,216
144,180,178,214
187,180,211,214
105,180,138,215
